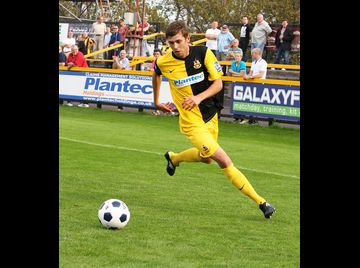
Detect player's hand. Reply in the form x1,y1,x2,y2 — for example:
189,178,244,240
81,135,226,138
182,96,200,111
155,102,174,113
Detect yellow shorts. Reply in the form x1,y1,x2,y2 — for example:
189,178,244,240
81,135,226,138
185,114,219,158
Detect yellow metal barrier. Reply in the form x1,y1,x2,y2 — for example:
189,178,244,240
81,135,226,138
191,38,207,46
190,33,205,36
84,43,124,58
143,32,165,40
130,56,155,67
219,61,300,70
59,66,299,86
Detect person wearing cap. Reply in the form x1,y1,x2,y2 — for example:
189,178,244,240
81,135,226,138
216,24,235,114
217,24,235,62
106,26,122,68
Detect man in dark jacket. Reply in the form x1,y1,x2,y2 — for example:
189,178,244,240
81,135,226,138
274,19,293,65
239,16,252,62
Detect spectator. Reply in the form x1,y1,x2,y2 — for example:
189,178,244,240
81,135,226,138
217,24,235,118
106,26,121,68
66,45,88,69
78,32,95,56
112,49,130,70
150,48,162,72
118,18,128,49
90,16,106,60
239,16,253,62
244,48,267,80
217,25,235,63
138,17,151,56
274,19,293,68
103,27,112,62
228,51,247,77
59,46,66,66
66,45,89,108
205,21,221,57
250,14,272,56
243,48,268,124
112,49,130,111
225,39,243,61
150,49,163,116
227,51,247,123
61,31,76,58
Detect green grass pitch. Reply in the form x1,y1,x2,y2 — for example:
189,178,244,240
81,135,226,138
59,106,300,268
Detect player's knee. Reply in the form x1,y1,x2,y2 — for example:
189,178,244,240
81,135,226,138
199,156,212,164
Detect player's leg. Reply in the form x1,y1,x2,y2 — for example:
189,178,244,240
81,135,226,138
210,147,275,218
164,148,200,176
168,148,200,166
164,118,218,175
208,114,274,217
210,147,264,204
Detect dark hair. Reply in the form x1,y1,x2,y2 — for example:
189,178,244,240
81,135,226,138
165,21,189,39
153,48,162,55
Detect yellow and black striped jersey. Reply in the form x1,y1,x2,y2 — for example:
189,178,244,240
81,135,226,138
154,46,223,130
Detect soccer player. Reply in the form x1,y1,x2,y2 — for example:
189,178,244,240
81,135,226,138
152,21,275,219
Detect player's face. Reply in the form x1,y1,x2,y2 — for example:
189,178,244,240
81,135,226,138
167,33,190,59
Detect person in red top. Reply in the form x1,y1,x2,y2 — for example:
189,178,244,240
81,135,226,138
137,16,150,36
66,45,88,70
138,17,151,56
65,45,90,107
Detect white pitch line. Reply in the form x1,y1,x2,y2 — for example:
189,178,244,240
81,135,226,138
60,136,300,179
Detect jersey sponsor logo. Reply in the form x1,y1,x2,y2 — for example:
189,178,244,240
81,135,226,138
214,61,222,72
193,59,202,69
173,72,205,88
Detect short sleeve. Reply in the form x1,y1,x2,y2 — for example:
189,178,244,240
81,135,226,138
204,48,223,81
154,59,162,75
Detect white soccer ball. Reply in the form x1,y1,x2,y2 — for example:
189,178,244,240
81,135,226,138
98,199,130,229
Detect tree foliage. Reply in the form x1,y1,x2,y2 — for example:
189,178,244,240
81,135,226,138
157,0,300,32
59,0,299,32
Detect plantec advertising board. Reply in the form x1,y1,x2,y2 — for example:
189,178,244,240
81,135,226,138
59,71,173,107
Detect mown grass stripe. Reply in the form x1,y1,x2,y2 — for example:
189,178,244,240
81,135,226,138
60,136,300,179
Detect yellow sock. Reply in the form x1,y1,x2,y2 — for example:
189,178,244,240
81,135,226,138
170,148,199,166
223,164,266,205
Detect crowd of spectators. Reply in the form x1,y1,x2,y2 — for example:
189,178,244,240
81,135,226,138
59,14,297,119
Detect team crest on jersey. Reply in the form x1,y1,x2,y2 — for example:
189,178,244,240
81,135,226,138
214,61,222,72
193,59,202,69
202,145,210,154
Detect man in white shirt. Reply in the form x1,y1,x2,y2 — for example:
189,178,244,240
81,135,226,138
61,31,76,58
242,48,267,124
205,21,221,57
91,16,106,59
244,48,267,80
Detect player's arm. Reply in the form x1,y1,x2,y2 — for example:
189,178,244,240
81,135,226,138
182,78,222,111
152,71,173,112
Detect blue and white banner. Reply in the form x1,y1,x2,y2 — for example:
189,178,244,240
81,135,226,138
231,82,300,121
59,71,173,107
